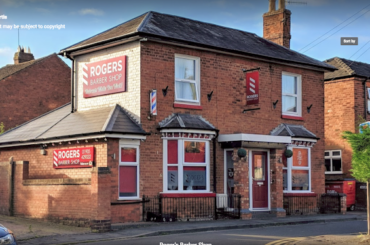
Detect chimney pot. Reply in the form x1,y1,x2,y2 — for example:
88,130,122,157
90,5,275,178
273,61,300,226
278,0,286,10
269,0,276,12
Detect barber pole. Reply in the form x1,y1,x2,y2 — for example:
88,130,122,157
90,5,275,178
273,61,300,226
150,89,157,115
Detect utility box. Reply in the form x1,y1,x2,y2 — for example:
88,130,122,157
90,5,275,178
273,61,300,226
325,180,356,210
356,182,367,211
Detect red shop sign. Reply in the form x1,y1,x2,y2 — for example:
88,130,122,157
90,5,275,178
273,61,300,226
246,71,259,105
82,56,126,98
53,147,94,169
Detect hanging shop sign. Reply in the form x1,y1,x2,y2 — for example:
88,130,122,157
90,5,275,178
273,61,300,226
53,147,94,169
246,71,259,105
82,56,126,98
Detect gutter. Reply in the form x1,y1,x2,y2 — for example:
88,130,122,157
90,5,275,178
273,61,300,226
363,77,369,119
63,53,75,113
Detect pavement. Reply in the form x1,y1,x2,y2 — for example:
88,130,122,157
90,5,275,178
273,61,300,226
0,211,367,245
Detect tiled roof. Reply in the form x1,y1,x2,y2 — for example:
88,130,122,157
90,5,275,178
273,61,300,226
61,11,335,71
159,113,216,131
0,53,56,81
0,104,147,146
324,57,370,80
270,123,318,139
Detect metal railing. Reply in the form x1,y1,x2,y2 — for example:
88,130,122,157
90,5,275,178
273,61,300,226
284,193,343,215
143,194,241,222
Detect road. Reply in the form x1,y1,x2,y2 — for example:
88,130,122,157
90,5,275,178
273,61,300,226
84,219,367,245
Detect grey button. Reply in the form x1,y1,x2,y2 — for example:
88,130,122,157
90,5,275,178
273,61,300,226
341,37,358,45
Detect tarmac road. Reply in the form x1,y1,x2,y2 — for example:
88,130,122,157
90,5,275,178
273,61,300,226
84,219,367,245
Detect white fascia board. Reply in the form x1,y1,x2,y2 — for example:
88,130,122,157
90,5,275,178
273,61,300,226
218,133,291,144
0,134,146,148
160,129,216,135
292,137,317,143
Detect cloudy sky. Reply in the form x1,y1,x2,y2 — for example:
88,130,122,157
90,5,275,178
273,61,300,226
0,0,369,67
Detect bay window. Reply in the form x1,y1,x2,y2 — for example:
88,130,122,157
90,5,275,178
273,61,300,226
283,147,311,192
119,143,139,199
282,72,302,117
175,54,200,104
164,136,210,193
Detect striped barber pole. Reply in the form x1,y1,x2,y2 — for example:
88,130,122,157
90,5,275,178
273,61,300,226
53,151,58,167
150,89,157,115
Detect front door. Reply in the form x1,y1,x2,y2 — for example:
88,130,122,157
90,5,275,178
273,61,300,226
252,151,268,209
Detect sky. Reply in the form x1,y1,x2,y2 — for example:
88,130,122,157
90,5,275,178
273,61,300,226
0,0,370,67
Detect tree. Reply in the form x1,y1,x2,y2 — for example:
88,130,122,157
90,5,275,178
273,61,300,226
343,124,370,235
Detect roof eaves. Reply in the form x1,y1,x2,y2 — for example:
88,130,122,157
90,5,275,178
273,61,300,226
102,105,119,131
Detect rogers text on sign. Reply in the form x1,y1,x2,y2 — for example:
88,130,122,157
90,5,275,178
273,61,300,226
82,56,126,98
53,147,94,169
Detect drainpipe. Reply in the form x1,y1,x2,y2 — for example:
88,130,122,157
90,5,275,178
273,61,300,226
213,131,219,193
363,77,368,120
64,52,75,113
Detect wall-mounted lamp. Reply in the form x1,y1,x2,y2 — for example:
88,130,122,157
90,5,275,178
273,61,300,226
95,139,98,142
162,86,169,97
307,104,313,113
273,100,279,109
104,138,107,142
207,91,213,102
40,145,47,155
110,153,116,159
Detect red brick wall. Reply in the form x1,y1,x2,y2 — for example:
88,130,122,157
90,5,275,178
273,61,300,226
139,41,325,196
325,77,369,179
0,54,70,131
0,142,107,225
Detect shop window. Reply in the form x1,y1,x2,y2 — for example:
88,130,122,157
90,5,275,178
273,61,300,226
325,150,342,174
282,72,302,117
119,145,139,199
174,54,200,104
283,147,311,192
164,139,210,193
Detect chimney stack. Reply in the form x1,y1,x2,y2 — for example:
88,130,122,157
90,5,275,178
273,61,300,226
263,0,291,48
13,45,35,64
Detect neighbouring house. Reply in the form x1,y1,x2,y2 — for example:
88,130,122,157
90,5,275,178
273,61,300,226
323,57,370,209
0,0,338,231
0,46,71,131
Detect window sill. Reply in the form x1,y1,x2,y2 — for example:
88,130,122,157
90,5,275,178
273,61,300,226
281,115,304,121
117,197,141,201
283,192,316,197
174,103,203,110
325,172,343,175
160,193,216,198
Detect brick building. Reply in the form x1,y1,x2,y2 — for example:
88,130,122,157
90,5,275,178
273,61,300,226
324,57,370,180
0,0,336,231
0,46,71,131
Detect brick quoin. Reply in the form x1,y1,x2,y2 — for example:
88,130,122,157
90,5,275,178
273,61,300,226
0,54,71,131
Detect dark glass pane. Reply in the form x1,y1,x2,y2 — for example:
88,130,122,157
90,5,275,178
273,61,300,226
332,151,340,156
325,159,331,171
183,167,206,190
167,166,178,190
333,159,342,171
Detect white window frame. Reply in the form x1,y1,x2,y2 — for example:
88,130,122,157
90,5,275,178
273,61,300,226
282,72,302,117
283,145,312,193
174,54,201,104
325,150,342,174
118,140,140,200
163,137,210,193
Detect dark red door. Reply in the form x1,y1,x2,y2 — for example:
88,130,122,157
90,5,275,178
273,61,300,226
252,151,268,209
